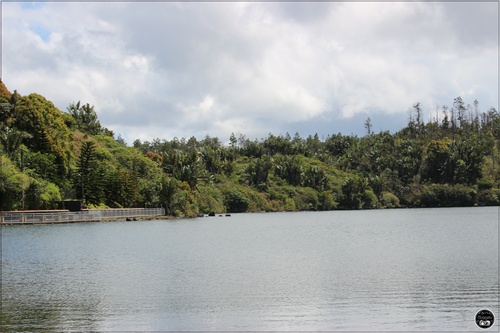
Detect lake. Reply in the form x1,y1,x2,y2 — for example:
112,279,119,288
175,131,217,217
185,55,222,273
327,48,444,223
1,207,498,331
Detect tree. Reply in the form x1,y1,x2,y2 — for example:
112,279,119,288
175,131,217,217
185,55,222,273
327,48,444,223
454,97,466,130
423,138,454,184
76,141,102,205
24,178,61,210
275,155,303,186
339,177,369,209
244,156,273,188
159,176,179,215
67,101,112,136
0,126,32,159
303,166,328,191
422,137,484,185
413,102,423,134
229,132,237,148
223,188,250,213
0,155,30,210
364,117,372,136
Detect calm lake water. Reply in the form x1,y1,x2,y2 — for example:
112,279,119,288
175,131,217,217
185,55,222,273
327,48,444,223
1,207,498,331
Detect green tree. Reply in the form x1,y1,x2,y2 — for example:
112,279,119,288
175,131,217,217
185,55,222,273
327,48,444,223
159,176,179,215
423,137,484,185
0,126,32,159
303,166,328,191
76,141,102,205
244,156,273,188
275,155,303,186
0,155,30,210
223,188,250,213
67,101,113,136
423,138,454,184
338,177,374,209
12,94,72,177
24,178,61,210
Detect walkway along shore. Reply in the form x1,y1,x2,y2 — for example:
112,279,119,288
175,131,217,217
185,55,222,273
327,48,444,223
0,208,168,225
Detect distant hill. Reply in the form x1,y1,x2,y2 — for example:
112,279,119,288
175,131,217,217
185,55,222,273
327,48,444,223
1,80,499,214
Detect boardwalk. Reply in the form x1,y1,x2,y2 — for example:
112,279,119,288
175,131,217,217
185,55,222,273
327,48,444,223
0,208,166,225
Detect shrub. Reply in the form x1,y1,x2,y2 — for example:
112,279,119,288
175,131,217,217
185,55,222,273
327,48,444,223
319,191,337,210
339,177,374,209
477,189,500,206
222,188,250,213
419,184,477,207
170,181,198,217
196,185,224,214
477,178,493,190
25,179,61,210
380,191,400,208
362,189,380,209
294,187,319,211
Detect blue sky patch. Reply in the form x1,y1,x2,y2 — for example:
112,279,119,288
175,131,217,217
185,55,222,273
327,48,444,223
30,24,51,43
20,2,46,10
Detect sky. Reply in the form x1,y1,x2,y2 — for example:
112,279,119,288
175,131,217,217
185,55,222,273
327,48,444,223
1,1,498,145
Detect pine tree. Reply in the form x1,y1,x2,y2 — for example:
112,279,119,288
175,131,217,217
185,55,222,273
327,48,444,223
76,141,102,205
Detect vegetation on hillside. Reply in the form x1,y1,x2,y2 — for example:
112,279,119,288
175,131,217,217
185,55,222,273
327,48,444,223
1,80,499,215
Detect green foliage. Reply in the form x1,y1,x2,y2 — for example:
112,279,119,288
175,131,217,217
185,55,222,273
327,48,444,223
66,101,113,136
1,82,498,214
380,192,400,208
222,187,250,213
25,179,61,210
0,126,32,159
477,178,493,190
423,137,484,185
294,187,320,211
168,181,198,217
338,177,369,210
244,156,273,188
319,191,337,210
477,188,500,206
303,166,328,191
418,184,477,207
11,94,72,180
363,189,380,209
76,141,100,205
0,155,30,210
275,155,303,186
197,185,225,214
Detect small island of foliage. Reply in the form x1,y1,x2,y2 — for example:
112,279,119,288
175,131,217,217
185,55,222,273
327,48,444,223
1,80,499,216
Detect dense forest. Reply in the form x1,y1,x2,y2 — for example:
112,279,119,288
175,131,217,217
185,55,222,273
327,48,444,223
1,80,499,216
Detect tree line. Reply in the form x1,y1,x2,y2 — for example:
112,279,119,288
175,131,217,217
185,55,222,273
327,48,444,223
1,80,499,215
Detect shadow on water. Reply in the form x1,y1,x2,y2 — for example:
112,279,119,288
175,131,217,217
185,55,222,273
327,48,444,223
1,299,101,332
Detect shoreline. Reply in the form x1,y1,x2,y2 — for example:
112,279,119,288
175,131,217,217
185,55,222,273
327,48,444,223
2,206,497,226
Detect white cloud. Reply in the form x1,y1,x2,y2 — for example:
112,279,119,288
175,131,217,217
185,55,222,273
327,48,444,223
1,2,497,143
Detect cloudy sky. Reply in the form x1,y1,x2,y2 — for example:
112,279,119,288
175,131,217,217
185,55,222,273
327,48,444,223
2,1,498,144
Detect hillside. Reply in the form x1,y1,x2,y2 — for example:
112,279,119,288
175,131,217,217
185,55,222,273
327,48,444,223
1,80,499,215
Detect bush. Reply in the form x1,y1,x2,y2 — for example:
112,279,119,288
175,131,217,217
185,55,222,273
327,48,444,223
25,179,61,210
419,184,477,207
196,185,224,214
319,191,337,210
248,191,274,212
339,177,376,209
477,189,500,206
380,191,400,208
222,188,250,213
362,189,380,209
477,178,493,190
170,181,198,217
294,187,319,211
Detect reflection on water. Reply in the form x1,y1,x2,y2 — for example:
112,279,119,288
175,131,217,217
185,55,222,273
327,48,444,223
1,207,498,331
